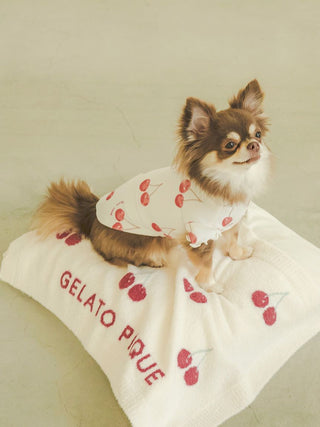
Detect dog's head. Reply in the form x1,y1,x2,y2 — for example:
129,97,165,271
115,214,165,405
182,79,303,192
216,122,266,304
175,80,273,202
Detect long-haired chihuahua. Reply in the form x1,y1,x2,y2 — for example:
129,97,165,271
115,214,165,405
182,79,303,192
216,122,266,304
33,80,272,293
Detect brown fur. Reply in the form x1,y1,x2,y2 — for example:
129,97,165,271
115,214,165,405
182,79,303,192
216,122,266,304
33,80,272,291
33,180,176,268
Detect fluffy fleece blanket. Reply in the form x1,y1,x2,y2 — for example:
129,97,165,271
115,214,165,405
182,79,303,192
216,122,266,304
1,203,320,427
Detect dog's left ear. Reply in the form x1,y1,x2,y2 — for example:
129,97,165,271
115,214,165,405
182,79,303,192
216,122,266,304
229,79,264,115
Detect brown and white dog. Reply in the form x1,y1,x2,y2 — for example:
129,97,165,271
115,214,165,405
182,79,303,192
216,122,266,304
33,80,272,292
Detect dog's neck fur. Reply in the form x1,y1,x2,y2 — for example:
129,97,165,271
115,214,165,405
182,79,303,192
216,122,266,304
173,146,272,205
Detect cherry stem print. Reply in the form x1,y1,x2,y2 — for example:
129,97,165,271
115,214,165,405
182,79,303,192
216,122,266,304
272,292,289,308
110,202,140,232
193,349,213,369
139,179,163,207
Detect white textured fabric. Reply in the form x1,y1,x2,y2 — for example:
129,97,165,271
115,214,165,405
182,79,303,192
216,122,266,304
96,167,248,248
1,203,320,427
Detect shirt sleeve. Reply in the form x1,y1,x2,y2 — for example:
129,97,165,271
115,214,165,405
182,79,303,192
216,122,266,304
185,222,222,248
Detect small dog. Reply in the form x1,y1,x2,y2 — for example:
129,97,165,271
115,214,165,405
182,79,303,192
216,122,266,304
33,79,272,292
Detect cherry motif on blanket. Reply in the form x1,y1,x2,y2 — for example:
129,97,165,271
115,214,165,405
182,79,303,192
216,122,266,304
252,290,289,326
56,231,71,240
118,272,147,302
56,231,82,246
177,348,212,386
182,278,207,303
138,179,163,207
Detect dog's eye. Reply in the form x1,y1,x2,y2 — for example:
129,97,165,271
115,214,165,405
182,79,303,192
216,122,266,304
225,141,236,150
255,131,261,138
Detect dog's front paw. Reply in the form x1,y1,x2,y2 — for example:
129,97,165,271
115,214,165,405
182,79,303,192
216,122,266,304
195,269,224,294
204,280,224,294
228,244,253,261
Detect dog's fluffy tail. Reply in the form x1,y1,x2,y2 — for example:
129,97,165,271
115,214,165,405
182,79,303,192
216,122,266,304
32,179,99,238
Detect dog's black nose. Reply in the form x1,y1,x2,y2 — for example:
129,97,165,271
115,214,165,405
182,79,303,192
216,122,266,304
247,141,260,152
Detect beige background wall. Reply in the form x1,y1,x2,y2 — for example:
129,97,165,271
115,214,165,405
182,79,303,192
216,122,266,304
1,1,319,426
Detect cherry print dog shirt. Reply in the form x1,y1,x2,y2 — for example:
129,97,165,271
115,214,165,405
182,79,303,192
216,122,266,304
96,167,248,248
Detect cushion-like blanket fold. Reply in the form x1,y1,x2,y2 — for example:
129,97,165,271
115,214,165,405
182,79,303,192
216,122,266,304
1,203,320,427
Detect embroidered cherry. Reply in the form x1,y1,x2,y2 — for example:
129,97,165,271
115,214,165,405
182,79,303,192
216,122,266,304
184,367,199,386
183,278,194,292
178,348,212,386
182,278,207,303
222,217,233,227
179,179,191,193
119,272,135,289
140,192,150,206
263,306,277,326
177,349,192,369
252,290,289,326
106,191,115,200
139,179,150,192
190,292,207,304
252,290,269,308
128,284,147,302
65,233,82,246
119,272,147,301
175,194,184,208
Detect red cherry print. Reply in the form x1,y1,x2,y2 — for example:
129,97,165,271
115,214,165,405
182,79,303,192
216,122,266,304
112,222,123,230
139,179,150,192
65,233,82,246
119,272,135,289
184,367,199,386
188,232,197,245
175,194,184,208
222,217,233,227
115,208,125,221
106,191,114,200
179,179,191,193
190,292,207,304
128,284,147,302
177,349,192,369
56,231,70,239
263,307,277,326
252,290,269,308
140,192,150,206
183,278,194,292
152,223,162,232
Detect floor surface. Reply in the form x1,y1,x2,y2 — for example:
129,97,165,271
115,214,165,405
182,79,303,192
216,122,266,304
1,0,320,426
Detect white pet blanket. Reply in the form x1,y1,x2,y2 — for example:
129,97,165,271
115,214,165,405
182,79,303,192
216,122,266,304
1,203,320,427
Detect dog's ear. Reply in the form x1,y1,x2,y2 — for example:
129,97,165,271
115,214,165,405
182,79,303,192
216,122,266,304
179,97,216,142
229,79,264,115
